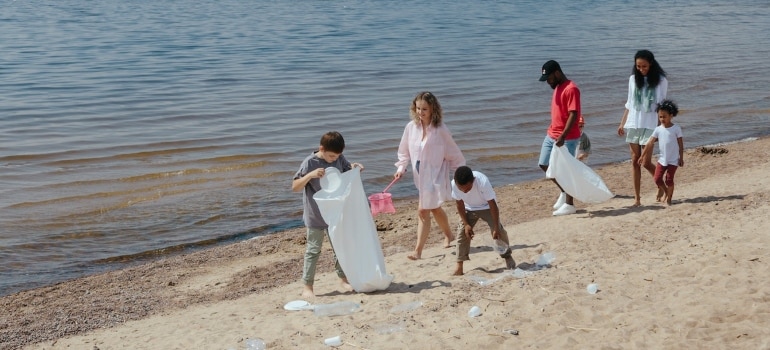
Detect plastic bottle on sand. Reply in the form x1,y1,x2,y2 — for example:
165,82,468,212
245,338,266,350
313,301,360,317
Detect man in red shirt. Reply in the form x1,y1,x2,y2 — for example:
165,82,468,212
537,60,582,216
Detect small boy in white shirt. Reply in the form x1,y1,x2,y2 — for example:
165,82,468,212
451,166,515,275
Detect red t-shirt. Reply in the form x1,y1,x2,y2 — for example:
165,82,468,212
547,80,581,140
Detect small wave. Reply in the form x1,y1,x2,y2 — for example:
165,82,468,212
88,222,301,265
476,152,539,162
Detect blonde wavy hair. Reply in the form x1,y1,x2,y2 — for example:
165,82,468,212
409,91,443,127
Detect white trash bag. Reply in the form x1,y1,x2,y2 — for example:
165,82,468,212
313,167,393,292
545,145,613,203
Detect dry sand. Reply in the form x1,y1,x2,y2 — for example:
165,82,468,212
3,137,769,350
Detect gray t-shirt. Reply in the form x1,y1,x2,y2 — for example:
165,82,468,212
294,151,352,228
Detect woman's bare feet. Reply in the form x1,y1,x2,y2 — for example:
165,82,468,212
443,232,455,248
656,188,665,202
407,253,420,260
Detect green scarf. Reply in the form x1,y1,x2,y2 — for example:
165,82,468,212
633,78,656,112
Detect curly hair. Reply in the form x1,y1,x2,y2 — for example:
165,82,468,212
656,99,679,116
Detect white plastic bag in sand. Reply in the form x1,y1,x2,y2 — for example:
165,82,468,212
313,167,393,292
546,145,613,203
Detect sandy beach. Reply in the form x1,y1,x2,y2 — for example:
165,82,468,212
4,137,770,350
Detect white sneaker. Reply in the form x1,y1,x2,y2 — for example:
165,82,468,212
553,192,567,210
552,203,576,216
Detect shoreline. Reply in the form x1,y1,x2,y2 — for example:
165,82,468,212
3,136,769,349
3,134,763,300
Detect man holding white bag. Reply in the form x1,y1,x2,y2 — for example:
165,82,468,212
537,60,582,216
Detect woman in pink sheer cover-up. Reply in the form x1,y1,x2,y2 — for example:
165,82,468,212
394,91,465,260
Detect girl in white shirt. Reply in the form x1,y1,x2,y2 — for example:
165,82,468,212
640,100,683,206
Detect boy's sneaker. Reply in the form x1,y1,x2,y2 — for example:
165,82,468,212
552,203,576,216
553,192,567,209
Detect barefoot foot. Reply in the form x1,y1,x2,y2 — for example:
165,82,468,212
301,285,315,299
452,262,463,275
444,233,455,248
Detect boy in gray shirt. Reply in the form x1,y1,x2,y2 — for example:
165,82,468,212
292,131,363,298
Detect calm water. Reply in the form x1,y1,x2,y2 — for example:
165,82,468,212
1,0,768,296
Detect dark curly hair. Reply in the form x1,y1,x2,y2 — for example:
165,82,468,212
656,99,679,116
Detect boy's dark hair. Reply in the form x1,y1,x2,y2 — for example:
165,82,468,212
320,131,345,153
633,49,667,89
656,99,679,116
454,166,474,185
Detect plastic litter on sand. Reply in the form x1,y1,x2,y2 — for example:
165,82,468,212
324,336,343,347
245,338,266,350
587,283,598,294
493,239,509,254
313,301,360,317
283,300,312,311
374,322,406,334
510,268,533,279
466,252,557,283
503,329,520,335
467,274,510,286
535,252,556,267
468,305,482,317
389,301,423,313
